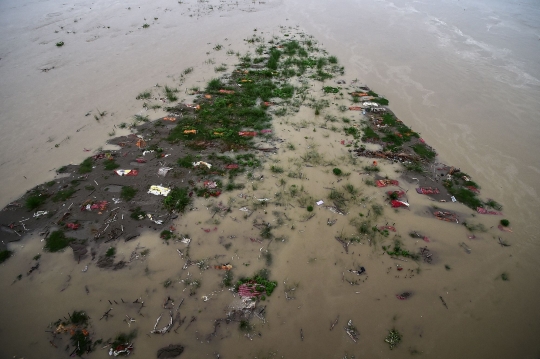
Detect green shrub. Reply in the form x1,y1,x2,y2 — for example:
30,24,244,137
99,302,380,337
130,207,146,220
45,231,74,252
177,154,195,168
136,91,152,100
307,205,314,212
120,186,137,201
79,157,93,174
160,230,173,240
332,168,342,176
52,188,76,202
0,250,13,264
25,192,47,210
104,160,120,170
270,165,284,173
411,144,436,159
106,247,116,257
163,187,191,212
500,219,510,227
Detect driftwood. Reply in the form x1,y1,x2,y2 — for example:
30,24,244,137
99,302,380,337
335,236,350,253
330,315,339,331
100,308,113,320
439,296,448,309
151,311,173,334
300,213,315,222
185,316,196,331
344,320,359,343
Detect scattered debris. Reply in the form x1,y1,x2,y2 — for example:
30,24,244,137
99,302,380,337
344,320,359,343
148,185,171,196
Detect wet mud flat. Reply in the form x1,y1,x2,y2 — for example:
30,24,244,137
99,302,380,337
0,27,515,358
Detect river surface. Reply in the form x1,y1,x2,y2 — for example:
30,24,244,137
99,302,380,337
0,0,539,358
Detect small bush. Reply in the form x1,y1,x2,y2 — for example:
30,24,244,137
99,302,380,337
177,154,195,168
121,186,137,201
52,188,76,202
79,157,93,174
106,247,116,257
500,219,510,227
332,168,342,176
270,165,284,173
372,204,384,217
0,250,13,264
411,144,436,160
163,187,191,213
26,192,47,210
130,207,146,220
69,310,89,325
104,160,120,170
45,231,74,252
136,91,152,100
56,41,64,47
160,230,173,240
307,205,314,212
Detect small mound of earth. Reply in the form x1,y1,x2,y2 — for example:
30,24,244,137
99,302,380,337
69,242,88,259
157,344,184,359
96,255,126,270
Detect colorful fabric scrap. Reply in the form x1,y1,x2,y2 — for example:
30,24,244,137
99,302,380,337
376,179,399,187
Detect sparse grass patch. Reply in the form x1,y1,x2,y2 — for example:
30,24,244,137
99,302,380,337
372,204,384,218
136,91,152,100
271,165,284,173
134,114,149,122
164,86,178,102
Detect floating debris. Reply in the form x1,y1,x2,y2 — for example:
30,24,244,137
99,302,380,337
344,320,359,343
148,185,171,196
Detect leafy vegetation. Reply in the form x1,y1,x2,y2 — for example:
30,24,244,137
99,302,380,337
45,231,74,252
163,187,191,212
411,144,436,159
25,191,47,210
130,207,146,220
120,186,138,201
52,188,76,202
104,160,120,170
0,250,13,264
79,157,93,174
235,269,278,297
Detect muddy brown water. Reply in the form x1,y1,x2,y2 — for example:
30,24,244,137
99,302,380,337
1,0,539,358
